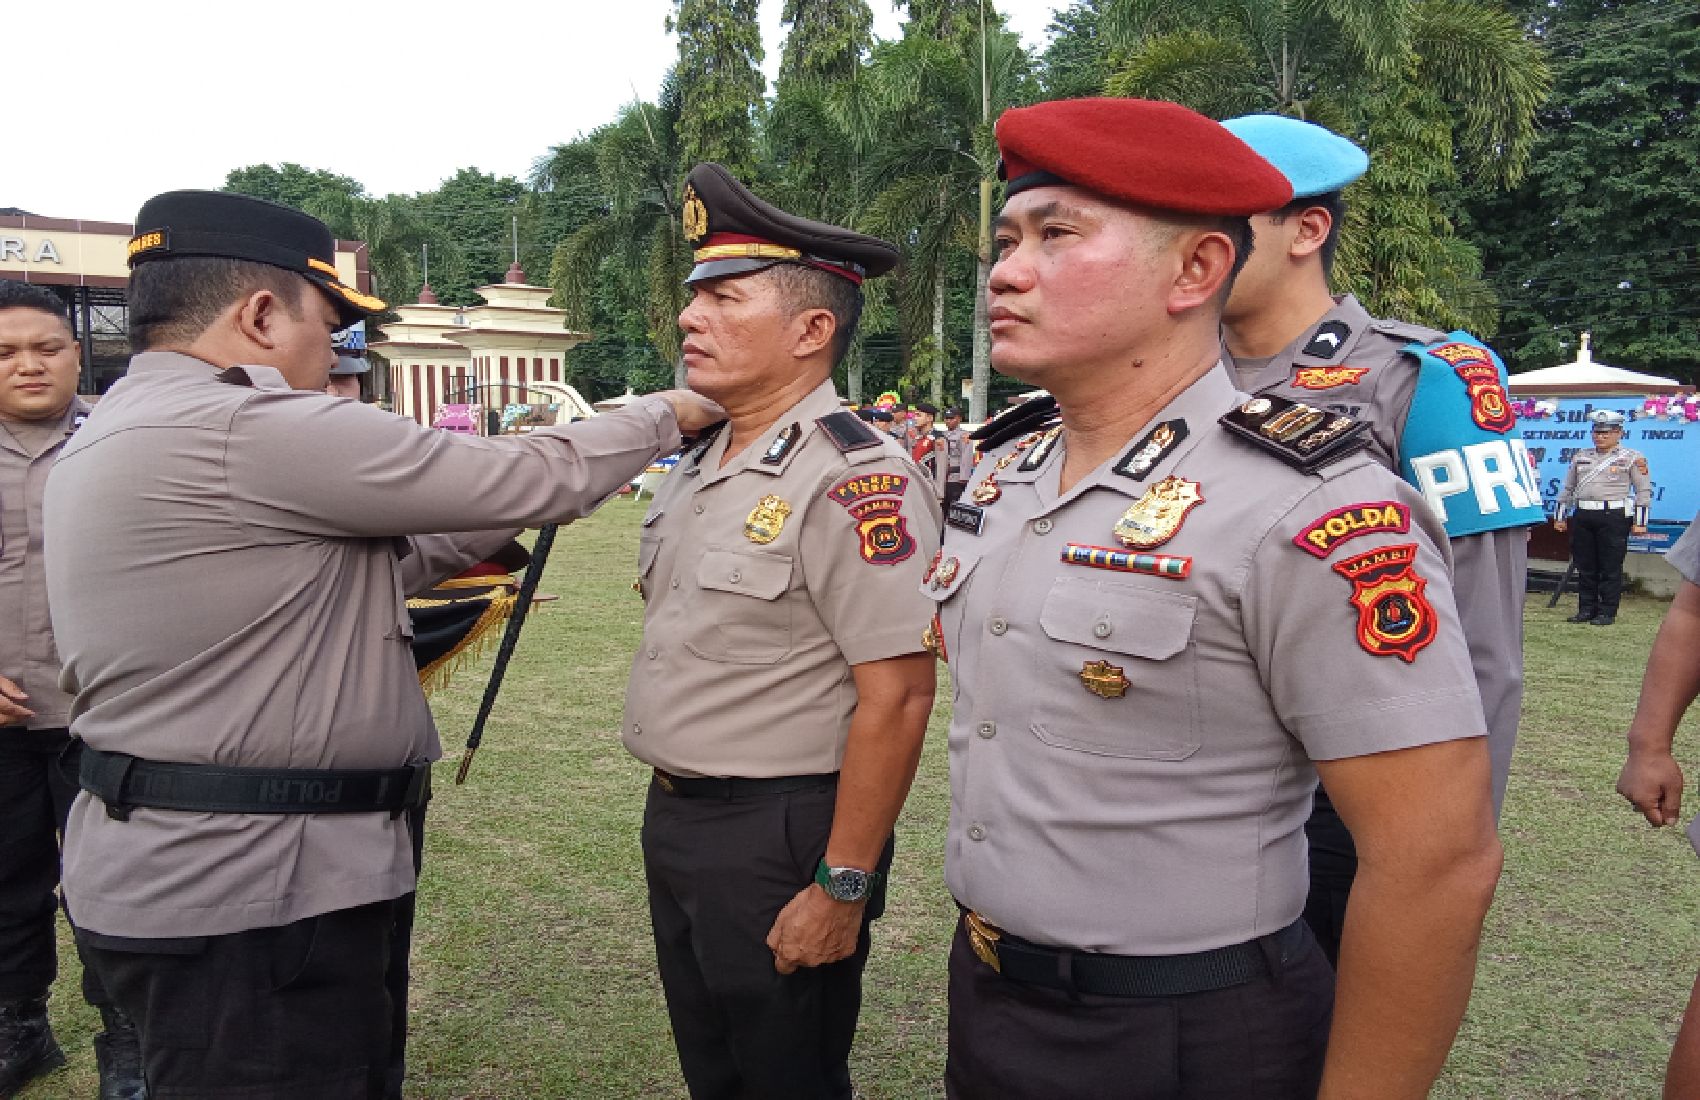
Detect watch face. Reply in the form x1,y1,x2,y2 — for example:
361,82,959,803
829,868,869,901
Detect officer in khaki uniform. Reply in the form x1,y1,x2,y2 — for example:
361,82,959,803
939,408,973,504
1218,116,1540,965
43,191,721,1099
933,97,1502,1099
623,164,940,1100
0,280,144,1100
1554,408,1653,625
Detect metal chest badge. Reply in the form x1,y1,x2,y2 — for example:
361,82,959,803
744,495,792,544
1113,476,1204,549
1079,659,1130,698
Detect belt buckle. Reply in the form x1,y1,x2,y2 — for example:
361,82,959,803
654,770,677,795
965,910,1002,973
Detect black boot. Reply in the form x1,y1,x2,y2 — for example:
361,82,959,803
93,1005,148,1100
1566,608,1596,623
0,995,64,1099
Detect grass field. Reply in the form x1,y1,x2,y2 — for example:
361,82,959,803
28,502,1700,1099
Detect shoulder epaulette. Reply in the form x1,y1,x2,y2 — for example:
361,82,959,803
213,366,255,387
815,410,884,453
1371,318,1445,345
1219,394,1371,473
686,420,726,465
971,394,1060,452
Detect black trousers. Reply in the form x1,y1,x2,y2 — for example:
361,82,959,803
383,802,427,1100
0,727,105,1006
79,901,394,1100
641,777,891,1100
945,917,1334,1100
1571,508,1634,617
1301,787,1355,969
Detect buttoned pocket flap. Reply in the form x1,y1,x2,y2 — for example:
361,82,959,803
697,548,792,601
1038,577,1194,659
638,534,662,577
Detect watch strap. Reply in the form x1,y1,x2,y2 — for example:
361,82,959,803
814,858,882,898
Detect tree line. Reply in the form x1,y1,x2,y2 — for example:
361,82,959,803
224,0,1700,410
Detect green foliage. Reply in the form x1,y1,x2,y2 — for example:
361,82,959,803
412,169,528,307
778,0,873,88
1041,2,1110,99
1080,0,1550,332
1460,1,1700,379
670,0,766,179
223,163,366,210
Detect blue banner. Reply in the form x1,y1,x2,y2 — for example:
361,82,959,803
1514,396,1699,524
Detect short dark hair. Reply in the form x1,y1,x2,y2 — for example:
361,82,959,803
914,402,938,417
127,257,308,351
759,263,864,367
0,280,74,335
1268,191,1346,278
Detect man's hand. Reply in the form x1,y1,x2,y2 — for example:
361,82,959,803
0,675,35,725
765,884,865,974
1554,518,1567,533
1619,748,1685,826
655,389,726,435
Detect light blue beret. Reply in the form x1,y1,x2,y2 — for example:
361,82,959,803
1221,114,1368,199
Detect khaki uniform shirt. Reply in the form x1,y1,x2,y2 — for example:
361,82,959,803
1557,446,1653,511
623,380,941,778
933,367,1483,955
0,399,89,731
941,427,972,485
45,351,680,938
1227,294,1528,811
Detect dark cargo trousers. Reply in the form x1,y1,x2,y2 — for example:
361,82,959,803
641,776,891,1100
79,900,394,1100
1570,507,1633,618
0,728,106,1007
945,916,1334,1099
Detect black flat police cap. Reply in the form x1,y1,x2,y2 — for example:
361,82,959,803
682,163,898,286
127,190,386,327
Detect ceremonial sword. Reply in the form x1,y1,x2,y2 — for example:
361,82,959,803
455,522,560,784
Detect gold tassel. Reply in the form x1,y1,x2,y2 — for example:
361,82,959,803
414,588,520,697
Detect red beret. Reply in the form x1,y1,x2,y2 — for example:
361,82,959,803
996,98,1293,217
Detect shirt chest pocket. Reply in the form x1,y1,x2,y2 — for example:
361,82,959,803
1032,577,1200,760
685,547,795,665
636,533,662,600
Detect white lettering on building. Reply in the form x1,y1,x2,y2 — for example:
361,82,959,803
0,236,66,264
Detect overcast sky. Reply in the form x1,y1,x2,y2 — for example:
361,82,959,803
6,0,1062,224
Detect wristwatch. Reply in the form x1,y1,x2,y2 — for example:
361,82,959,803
814,858,881,903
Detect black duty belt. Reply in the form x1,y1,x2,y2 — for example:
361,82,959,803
651,768,838,800
77,745,432,821
961,908,1309,998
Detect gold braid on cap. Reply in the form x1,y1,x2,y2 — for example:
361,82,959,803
692,242,805,263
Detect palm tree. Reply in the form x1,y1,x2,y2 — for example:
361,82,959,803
546,79,693,388
1097,0,1549,331
848,16,1032,412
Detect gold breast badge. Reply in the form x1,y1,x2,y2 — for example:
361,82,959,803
1113,476,1204,549
744,495,792,544
1079,659,1131,698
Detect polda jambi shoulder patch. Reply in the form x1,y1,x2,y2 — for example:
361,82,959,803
1423,340,1515,434
1331,542,1438,662
1293,501,1410,559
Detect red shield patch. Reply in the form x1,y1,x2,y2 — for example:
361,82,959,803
1426,342,1515,434
1331,543,1438,662
848,498,917,565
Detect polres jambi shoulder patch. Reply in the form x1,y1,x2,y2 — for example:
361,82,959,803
1331,542,1438,662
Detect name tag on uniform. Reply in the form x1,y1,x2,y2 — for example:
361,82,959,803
946,501,986,535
